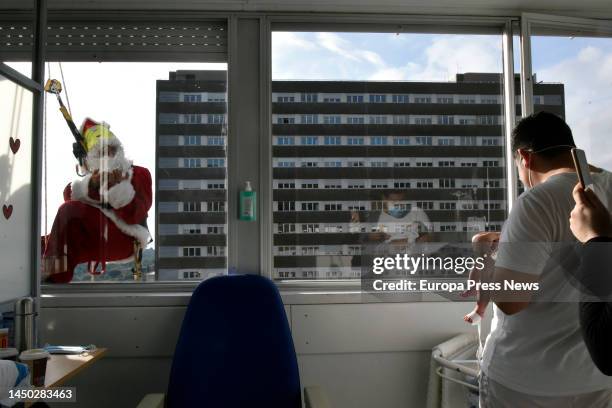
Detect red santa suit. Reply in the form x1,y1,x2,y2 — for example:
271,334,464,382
43,122,152,283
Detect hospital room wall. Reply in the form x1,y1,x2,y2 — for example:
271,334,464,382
40,301,484,408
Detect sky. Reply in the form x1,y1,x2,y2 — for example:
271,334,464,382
6,31,612,243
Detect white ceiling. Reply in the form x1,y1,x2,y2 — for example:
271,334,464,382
2,0,612,19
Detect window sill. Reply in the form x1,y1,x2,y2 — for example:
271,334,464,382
40,281,450,307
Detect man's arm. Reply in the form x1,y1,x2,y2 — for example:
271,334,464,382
492,266,539,315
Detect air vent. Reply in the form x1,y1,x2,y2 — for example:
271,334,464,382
0,20,227,61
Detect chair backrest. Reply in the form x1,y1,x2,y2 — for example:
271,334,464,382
166,274,302,408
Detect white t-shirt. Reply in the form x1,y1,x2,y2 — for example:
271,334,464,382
482,170,612,396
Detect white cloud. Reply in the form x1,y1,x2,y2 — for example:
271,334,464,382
536,41,612,169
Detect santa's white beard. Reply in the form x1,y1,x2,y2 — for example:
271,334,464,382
87,146,132,174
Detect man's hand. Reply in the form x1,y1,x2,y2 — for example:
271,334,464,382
570,182,612,243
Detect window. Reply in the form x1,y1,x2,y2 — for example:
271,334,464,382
415,136,433,145
207,136,225,146
347,137,365,145
392,94,410,103
301,202,320,211
370,136,388,145
301,93,318,102
347,116,365,124
185,135,201,146
278,116,296,124
369,115,387,124
324,203,343,211
482,138,499,146
369,94,387,103
417,181,434,188
272,31,508,281
438,115,455,125
277,95,295,102
183,93,202,102
277,182,296,189
416,201,434,210
439,179,455,188
323,115,341,124
183,247,202,257
183,202,202,212
414,96,431,103
301,114,318,124
185,114,202,124
301,136,319,145
531,34,605,170
324,136,341,145
277,136,295,145
393,137,410,145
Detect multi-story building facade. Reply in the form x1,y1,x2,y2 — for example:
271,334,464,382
271,73,564,280
156,70,228,281
154,71,564,282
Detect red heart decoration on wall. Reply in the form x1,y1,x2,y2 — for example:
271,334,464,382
3,204,13,220
9,137,20,154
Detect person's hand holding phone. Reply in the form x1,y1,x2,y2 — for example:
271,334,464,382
570,182,612,243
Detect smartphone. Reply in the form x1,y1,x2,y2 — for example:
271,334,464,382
571,148,594,190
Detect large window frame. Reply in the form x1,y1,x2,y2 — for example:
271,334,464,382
264,15,519,290
15,9,611,298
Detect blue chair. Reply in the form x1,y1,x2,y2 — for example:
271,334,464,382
137,274,330,408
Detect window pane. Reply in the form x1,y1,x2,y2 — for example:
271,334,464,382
272,32,512,281
42,63,227,283
531,35,607,168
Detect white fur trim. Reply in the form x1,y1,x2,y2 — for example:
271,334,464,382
100,207,151,247
105,179,135,209
70,174,95,202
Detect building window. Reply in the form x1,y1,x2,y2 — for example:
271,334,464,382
182,247,201,257
277,136,295,145
369,94,387,103
393,137,410,145
278,117,296,124
370,136,388,145
347,137,365,145
301,93,318,102
301,114,318,124
439,179,456,188
347,95,364,103
324,136,341,145
183,202,202,212
369,115,387,124
414,117,432,125
301,136,319,145
323,115,341,124
415,136,433,145
392,94,410,103
347,116,365,124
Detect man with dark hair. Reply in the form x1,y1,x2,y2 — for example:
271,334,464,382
479,111,612,407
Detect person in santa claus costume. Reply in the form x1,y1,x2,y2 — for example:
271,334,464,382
42,118,152,283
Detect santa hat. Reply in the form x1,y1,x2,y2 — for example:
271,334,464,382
80,117,122,155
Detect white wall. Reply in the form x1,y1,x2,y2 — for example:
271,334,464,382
40,299,484,408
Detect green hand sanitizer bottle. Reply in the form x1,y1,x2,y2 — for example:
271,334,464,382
239,181,256,221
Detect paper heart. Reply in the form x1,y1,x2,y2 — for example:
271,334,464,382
9,137,20,154
2,204,13,220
